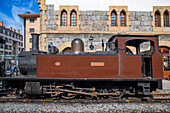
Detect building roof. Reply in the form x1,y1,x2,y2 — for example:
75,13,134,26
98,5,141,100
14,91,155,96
18,14,40,19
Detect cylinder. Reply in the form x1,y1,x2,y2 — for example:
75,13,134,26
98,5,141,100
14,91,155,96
71,38,84,54
31,33,39,51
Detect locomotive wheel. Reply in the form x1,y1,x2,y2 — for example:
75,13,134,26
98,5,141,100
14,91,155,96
61,92,77,99
15,88,24,98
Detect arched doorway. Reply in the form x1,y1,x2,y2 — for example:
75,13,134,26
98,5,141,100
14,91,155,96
57,41,71,52
160,46,170,54
62,47,71,53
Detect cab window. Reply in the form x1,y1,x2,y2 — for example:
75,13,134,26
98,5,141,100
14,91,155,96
125,39,155,55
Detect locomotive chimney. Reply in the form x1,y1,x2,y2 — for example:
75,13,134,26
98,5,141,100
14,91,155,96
71,38,84,54
31,33,39,51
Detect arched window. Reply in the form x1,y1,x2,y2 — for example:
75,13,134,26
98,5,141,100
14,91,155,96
61,10,67,26
70,10,77,26
164,10,169,27
155,10,161,27
160,46,170,54
111,10,117,26
120,10,126,26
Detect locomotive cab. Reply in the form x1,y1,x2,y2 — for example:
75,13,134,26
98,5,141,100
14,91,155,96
125,39,155,79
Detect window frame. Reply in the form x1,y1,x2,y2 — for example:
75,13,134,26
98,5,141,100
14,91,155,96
30,38,32,43
163,55,170,71
111,10,117,26
70,10,77,26
30,19,35,23
61,10,67,26
163,10,169,27
120,10,126,27
30,28,35,33
155,10,161,27
125,39,155,56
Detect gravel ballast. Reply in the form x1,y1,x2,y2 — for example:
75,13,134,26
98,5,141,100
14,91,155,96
0,102,169,112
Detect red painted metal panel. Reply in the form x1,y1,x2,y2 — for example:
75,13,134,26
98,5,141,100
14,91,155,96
37,35,163,79
118,36,163,79
37,55,119,79
118,37,141,78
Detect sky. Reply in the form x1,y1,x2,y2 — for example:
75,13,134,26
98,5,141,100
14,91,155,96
0,0,40,34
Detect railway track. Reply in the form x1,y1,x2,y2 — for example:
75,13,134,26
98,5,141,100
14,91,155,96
0,89,169,103
0,95,169,103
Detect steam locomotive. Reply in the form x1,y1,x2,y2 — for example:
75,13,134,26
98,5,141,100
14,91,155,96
0,33,163,99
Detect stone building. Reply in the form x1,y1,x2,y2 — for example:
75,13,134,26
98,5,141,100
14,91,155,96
18,12,40,51
20,0,170,53
0,21,24,64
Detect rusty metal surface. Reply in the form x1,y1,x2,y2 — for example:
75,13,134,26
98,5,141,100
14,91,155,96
37,55,119,78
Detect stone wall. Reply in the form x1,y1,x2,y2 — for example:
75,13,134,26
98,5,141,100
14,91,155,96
45,5,58,31
129,11,153,31
159,35,170,41
46,34,112,51
41,6,170,52
44,6,155,32
79,11,108,31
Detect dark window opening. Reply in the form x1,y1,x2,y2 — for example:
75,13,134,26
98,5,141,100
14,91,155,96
5,37,8,42
70,10,77,26
30,19,35,23
30,38,32,43
160,46,170,54
141,56,153,78
120,10,126,26
9,32,11,36
0,44,3,48
61,10,67,26
155,10,161,27
164,56,170,71
30,28,34,33
164,10,169,27
9,46,11,50
125,39,155,55
0,28,3,34
5,30,8,35
5,45,8,49
111,10,117,26
62,47,71,53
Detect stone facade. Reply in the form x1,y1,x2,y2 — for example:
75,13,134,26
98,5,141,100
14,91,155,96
36,0,170,52
129,11,153,31
46,34,112,51
79,11,108,31
45,5,58,31
159,35,170,41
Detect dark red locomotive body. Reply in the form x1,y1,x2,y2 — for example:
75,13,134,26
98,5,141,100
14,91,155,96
2,34,163,99
37,35,162,80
